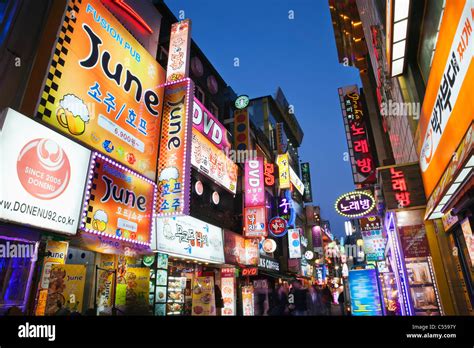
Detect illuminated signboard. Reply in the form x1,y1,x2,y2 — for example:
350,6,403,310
359,217,386,260
166,19,192,82
258,255,280,272
35,1,166,179
242,267,258,276
361,229,386,262
288,228,302,259
335,191,376,218
0,108,90,235
155,215,224,263
244,206,267,238
379,163,426,210
276,153,290,189
81,153,157,246
338,85,376,185
418,0,473,198
235,95,250,110
191,130,238,194
223,230,244,265
192,97,231,151
348,269,383,316
156,78,194,216
289,166,304,195
279,190,296,228
264,163,275,186
268,217,287,237
312,226,323,255
234,108,250,151
301,162,313,203
244,157,265,207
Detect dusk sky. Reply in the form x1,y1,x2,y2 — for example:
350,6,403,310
166,0,362,238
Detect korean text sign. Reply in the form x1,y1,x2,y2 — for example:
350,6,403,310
35,0,166,180
379,163,426,210
276,153,290,189
244,206,267,238
245,157,265,207
155,215,225,263
418,0,474,197
81,153,157,246
156,79,194,216
335,190,375,218
191,129,238,194
166,19,192,82
0,108,90,235
338,85,376,185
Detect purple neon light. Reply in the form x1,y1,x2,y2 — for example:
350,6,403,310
386,212,413,316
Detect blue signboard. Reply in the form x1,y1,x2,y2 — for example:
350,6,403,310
348,269,382,316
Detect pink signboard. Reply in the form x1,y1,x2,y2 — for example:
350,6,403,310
192,97,231,151
245,157,265,207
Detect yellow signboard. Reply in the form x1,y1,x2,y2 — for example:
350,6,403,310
36,0,166,180
277,153,290,189
45,264,86,315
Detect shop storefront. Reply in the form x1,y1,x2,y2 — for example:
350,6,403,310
152,215,225,316
417,0,473,315
0,108,91,315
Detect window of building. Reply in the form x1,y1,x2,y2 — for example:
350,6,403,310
417,1,445,83
0,237,36,311
209,102,219,118
158,45,168,66
195,85,205,104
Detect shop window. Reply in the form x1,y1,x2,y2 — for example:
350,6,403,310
158,45,168,67
195,85,205,104
417,1,445,83
0,238,36,310
209,102,219,118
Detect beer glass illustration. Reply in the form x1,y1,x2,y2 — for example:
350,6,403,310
56,94,90,135
92,210,108,232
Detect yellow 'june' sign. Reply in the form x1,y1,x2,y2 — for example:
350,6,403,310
45,264,86,315
36,0,166,180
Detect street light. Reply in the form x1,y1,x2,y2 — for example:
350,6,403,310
344,221,353,236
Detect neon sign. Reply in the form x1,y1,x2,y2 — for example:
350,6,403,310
335,191,375,218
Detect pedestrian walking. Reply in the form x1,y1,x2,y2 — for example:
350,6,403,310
338,290,345,316
291,280,308,316
306,285,322,315
269,283,289,315
321,286,332,315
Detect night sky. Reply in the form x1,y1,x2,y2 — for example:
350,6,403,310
166,0,362,238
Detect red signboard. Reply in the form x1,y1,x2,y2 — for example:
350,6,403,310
242,268,258,277
379,163,426,210
268,217,287,237
264,163,275,186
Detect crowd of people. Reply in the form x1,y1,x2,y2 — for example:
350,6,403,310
269,280,346,316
